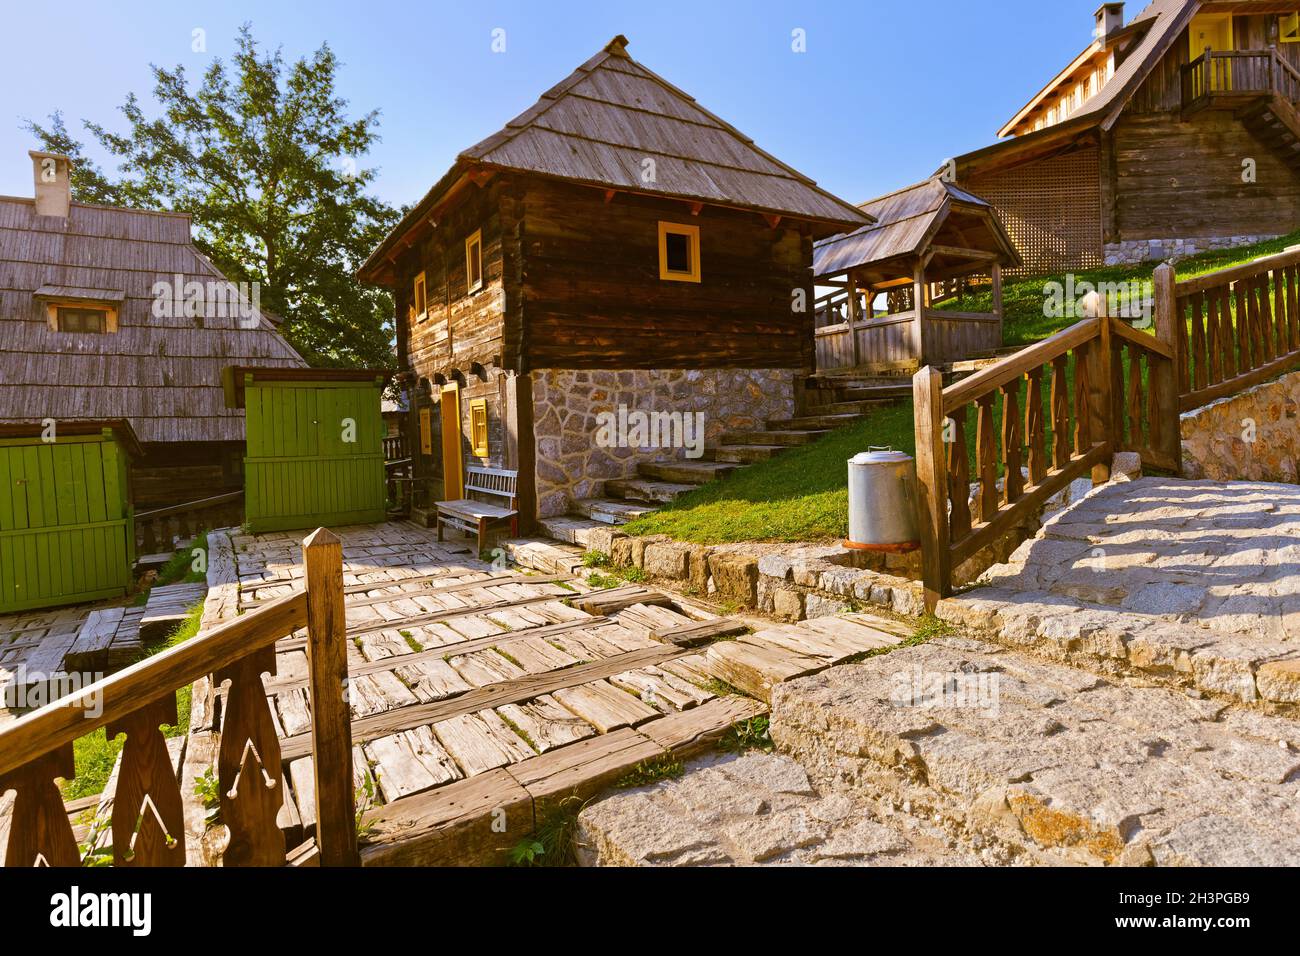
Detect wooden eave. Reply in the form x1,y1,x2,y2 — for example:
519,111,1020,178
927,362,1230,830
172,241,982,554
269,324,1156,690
0,419,144,458
222,366,392,409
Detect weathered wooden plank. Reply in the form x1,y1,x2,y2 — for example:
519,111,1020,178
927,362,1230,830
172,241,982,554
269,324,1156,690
366,726,463,801
648,616,748,647
552,680,661,732
496,696,596,753
704,639,824,702
432,712,534,776
638,695,768,757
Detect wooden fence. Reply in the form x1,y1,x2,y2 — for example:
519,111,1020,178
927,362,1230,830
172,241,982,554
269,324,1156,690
1173,246,1300,411
135,491,244,555
1181,49,1300,110
815,285,1003,372
912,276,1180,608
382,434,408,461
0,528,357,867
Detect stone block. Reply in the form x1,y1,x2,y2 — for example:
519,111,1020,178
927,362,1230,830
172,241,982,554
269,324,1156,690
707,552,759,607
643,541,692,580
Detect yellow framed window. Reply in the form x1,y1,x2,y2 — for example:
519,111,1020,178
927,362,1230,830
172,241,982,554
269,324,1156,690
1283,13,1300,43
658,222,701,283
468,399,488,457
413,271,427,320
466,229,483,294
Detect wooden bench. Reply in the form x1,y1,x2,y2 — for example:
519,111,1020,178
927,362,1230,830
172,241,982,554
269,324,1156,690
435,466,519,551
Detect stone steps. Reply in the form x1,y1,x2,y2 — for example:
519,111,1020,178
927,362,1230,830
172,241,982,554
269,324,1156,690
570,498,656,525
770,635,1300,866
708,444,788,464
637,459,740,485
938,477,1300,706
721,429,827,446
603,477,697,504
768,413,862,431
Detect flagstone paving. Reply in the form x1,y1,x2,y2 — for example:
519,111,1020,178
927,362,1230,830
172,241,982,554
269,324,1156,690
938,477,1300,705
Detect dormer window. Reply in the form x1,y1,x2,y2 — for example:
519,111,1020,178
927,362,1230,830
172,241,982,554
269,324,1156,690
34,286,122,333
56,306,107,333
658,222,701,283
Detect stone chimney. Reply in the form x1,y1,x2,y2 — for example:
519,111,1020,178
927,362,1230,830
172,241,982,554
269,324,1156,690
30,150,72,218
1095,3,1125,41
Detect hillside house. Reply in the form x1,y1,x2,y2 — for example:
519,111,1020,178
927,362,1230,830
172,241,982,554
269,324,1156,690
0,152,306,508
357,35,871,525
953,1,1300,274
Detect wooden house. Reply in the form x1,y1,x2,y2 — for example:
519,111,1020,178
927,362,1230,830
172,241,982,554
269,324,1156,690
357,36,871,524
952,1,1300,274
0,152,306,508
812,179,1021,372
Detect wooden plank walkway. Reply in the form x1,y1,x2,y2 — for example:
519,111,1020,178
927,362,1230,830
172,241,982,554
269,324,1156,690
187,521,915,866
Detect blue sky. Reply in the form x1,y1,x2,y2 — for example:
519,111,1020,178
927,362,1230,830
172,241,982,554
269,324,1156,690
0,0,1089,208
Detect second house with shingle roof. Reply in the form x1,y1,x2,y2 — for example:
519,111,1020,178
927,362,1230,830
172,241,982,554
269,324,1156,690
359,35,871,526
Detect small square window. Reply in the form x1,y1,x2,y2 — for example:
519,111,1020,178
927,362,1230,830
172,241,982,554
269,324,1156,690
658,222,701,283
56,307,107,333
469,399,488,457
413,271,427,320
466,229,483,294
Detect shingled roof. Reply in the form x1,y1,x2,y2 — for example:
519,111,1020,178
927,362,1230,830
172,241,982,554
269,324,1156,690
361,35,870,278
0,195,305,444
813,179,1020,278
953,0,1195,173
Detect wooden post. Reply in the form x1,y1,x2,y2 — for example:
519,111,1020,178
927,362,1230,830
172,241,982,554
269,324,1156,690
991,263,1003,322
913,261,929,365
912,366,950,612
846,274,861,369
1152,262,1182,472
1084,291,1112,485
303,527,359,867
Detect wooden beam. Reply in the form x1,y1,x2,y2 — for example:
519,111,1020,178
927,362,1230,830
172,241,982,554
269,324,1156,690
929,245,1000,262
912,366,950,610
690,202,704,216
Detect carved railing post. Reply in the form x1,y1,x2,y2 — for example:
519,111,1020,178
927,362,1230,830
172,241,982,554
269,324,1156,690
303,528,359,866
0,744,79,867
216,646,285,866
107,696,186,866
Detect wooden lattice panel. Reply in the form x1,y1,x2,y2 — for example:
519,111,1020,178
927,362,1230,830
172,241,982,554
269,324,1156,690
967,147,1102,277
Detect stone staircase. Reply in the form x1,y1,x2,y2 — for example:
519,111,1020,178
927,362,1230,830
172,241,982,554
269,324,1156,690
544,373,911,542
570,474,1300,867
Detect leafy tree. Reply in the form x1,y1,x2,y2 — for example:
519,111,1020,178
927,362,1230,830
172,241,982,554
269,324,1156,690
26,25,400,369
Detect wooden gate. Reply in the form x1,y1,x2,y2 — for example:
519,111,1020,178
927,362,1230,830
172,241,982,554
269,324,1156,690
225,368,389,533
0,422,138,613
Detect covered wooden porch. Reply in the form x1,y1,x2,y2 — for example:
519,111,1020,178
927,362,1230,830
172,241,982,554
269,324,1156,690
812,179,1021,373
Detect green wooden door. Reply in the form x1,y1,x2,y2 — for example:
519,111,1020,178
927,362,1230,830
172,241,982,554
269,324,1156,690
0,434,134,613
243,380,386,532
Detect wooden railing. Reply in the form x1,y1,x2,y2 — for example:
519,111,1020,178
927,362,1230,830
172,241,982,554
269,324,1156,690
1181,48,1300,110
913,286,1180,608
382,434,408,462
0,528,357,867
136,491,243,555
1172,247,1300,411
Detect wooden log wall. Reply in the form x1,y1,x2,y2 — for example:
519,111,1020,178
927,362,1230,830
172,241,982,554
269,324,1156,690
517,179,814,371
1112,110,1300,241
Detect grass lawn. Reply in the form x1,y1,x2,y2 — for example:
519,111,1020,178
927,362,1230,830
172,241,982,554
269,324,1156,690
63,533,210,801
625,230,1300,545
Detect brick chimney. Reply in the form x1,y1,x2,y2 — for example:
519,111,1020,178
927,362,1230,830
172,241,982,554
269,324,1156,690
30,150,71,218
1095,3,1125,41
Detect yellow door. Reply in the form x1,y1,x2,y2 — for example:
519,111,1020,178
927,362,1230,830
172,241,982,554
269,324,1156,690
439,382,463,500
1190,14,1234,91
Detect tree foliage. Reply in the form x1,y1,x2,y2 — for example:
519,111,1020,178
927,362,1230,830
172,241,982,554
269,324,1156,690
26,25,400,368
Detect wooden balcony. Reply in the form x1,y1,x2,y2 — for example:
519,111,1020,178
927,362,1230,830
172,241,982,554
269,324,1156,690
1181,48,1300,115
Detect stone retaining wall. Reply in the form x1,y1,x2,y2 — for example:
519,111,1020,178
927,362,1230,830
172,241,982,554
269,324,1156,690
1180,368,1300,483
531,368,796,517
1103,234,1274,267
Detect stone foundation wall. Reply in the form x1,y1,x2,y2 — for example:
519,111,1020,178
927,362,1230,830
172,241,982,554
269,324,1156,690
531,368,796,517
1104,234,1276,267
1180,368,1300,483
